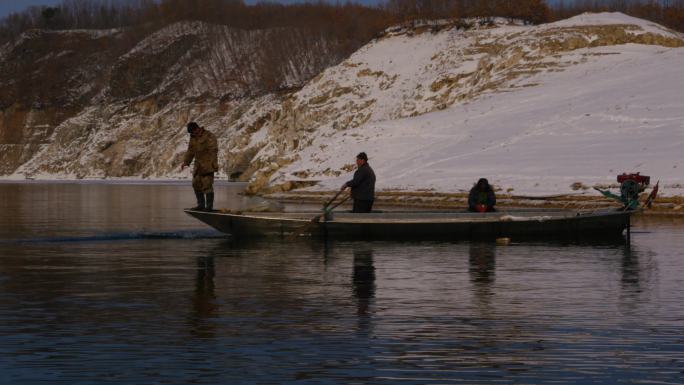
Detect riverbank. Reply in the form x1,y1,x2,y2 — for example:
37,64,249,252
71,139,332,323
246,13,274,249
265,190,684,216
1,178,680,216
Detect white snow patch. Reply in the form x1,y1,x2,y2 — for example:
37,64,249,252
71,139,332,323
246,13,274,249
275,42,684,196
545,12,681,38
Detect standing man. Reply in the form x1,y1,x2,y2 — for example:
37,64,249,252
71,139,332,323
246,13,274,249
341,152,376,213
181,122,218,211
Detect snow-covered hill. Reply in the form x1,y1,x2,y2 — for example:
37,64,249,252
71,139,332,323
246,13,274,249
3,12,683,197
258,13,684,196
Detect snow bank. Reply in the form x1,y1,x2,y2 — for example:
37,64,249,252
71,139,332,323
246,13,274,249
269,13,684,196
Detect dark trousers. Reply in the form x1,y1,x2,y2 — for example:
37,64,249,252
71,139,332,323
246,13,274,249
353,199,374,213
468,205,496,212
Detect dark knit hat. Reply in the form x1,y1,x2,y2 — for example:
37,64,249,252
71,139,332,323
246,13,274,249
186,122,199,133
356,152,368,161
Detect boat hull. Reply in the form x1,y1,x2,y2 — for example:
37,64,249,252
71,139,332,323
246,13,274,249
185,209,632,241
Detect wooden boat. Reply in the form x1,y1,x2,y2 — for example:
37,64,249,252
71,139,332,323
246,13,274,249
184,207,633,241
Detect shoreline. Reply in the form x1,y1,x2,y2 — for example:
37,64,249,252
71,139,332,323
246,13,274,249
265,190,684,217
1,179,681,216
0,179,247,186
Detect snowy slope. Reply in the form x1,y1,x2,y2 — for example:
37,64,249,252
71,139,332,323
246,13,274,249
285,44,683,195
259,13,684,196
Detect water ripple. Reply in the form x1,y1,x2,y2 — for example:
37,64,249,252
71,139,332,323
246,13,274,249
2,229,226,244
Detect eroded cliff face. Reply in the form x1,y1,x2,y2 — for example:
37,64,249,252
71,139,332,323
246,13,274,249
0,21,348,180
0,28,128,175
11,95,279,179
2,14,682,194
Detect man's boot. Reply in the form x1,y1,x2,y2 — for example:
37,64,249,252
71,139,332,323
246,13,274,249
205,193,214,212
192,191,205,211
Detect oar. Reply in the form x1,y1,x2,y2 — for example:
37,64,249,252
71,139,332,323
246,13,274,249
288,194,351,239
319,193,351,220
322,189,345,211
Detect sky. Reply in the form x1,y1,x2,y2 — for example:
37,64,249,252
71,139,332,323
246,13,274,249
0,0,383,19
0,0,62,18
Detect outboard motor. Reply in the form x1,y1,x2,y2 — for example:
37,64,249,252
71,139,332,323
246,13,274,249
617,173,650,205
596,172,653,210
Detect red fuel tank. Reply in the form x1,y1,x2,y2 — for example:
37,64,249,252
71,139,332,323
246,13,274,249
617,172,650,186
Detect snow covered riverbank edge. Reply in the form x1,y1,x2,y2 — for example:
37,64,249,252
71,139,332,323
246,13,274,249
0,178,680,215
265,189,684,216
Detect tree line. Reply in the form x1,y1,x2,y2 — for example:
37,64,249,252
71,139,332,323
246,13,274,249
383,0,550,24
2,0,683,45
0,0,393,47
552,0,684,31
383,0,684,30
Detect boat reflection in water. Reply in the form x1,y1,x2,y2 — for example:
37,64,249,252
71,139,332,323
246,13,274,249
191,255,217,337
469,242,496,311
352,248,376,319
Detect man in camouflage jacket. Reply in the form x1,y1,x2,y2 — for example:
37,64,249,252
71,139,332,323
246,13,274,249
181,122,219,211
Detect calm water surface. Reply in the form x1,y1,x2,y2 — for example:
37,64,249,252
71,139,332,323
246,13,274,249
0,182,683,384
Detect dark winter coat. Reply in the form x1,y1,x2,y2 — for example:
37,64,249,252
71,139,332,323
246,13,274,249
345,163,376,201
468,186,496,211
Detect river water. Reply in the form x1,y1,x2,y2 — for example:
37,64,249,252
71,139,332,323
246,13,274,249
0,182,682,384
